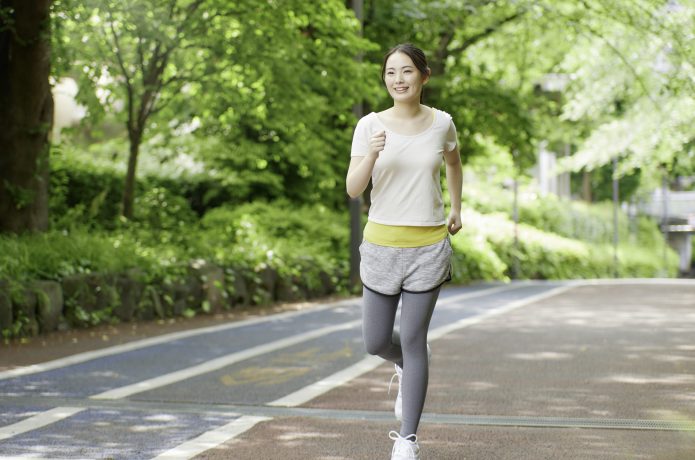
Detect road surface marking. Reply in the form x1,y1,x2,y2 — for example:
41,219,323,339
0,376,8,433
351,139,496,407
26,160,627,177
435,282,521,306
150,415,271,459
269,284,573,407
90,320,361,400
0,299,359,381
429,284,575,340
0,457,92,460
268,355,383,407
0,407,85,441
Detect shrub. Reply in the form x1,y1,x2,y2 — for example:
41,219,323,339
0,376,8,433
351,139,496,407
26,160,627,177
449,231,508,283
458,209,679,279
461,183,665,249
0,230,153,283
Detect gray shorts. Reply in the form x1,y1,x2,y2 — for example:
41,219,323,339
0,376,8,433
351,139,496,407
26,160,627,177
359,237,453,296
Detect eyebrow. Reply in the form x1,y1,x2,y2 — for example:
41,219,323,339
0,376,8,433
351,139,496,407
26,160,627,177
385,65,414,71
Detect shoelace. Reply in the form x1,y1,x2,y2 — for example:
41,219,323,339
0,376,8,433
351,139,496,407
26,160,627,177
389,431,418,456
388,365,402,396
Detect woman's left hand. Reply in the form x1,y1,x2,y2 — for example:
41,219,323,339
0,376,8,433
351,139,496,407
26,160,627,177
447,211,462,235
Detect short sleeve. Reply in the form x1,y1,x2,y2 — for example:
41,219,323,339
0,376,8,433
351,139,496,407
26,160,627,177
445,117,458,152
350,115,371,157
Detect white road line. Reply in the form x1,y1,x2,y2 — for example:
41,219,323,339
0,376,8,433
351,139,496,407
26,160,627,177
0,407,85,441
150,415,271,460
268,355,383,407
428,284,574,340
567,278,695,286
91,320,362,400
0,299,360,381
436,282,521,306
0,457,92,460
268,284,574,407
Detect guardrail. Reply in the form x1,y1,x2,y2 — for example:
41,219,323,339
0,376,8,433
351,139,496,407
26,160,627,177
637,191,695,231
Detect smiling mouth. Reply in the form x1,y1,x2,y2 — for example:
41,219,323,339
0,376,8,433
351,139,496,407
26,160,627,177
394,87,409,93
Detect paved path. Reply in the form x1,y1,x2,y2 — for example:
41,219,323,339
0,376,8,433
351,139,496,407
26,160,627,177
0,280,693,459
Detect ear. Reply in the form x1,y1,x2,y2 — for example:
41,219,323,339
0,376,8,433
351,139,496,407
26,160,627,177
422,67,431,85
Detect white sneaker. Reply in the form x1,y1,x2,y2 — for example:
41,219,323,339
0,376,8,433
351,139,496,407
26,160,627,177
389,431,421,460
390,344,431,421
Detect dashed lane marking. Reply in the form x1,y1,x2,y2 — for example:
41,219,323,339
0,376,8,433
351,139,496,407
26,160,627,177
150,415,272,459
0,407,85,441
428,284,574,340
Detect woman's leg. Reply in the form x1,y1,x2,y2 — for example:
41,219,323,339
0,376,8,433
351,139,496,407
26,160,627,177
362,287,403,367
398,287,440,437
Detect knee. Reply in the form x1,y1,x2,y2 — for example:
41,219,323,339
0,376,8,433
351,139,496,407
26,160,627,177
363,333,390,356
399,329,424,354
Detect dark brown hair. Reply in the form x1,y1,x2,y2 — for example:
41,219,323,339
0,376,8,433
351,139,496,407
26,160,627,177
381,43,430,83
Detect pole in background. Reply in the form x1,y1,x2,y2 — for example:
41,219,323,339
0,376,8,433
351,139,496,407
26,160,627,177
512,149,520,279
661,168,669,274
612,156,619,278
348,0,364,291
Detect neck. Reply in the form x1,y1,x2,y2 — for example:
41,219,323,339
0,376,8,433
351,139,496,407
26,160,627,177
391,100,423,119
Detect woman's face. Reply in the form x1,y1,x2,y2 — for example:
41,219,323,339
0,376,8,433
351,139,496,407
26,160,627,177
383,52,428,103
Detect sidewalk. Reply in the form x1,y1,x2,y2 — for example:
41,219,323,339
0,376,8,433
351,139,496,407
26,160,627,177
200,282,695,459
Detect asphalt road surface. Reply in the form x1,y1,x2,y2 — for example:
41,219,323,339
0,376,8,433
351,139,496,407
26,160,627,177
0,280,694,459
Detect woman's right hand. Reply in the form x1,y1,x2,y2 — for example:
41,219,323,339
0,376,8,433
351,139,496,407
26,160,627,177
369,130,386,158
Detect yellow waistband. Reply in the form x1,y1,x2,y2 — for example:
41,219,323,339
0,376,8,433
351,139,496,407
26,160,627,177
363,221,448,248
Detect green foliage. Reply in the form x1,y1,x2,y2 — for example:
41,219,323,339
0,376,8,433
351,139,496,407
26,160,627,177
0,230,152,283
49,143,124,229
457,208,679,279
196,200,350,293
449,230,509,283
460,182,664,248
52,0,380,214
133,187,197,231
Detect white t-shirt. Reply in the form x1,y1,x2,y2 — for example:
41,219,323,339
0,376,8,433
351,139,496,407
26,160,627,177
350,108,458,226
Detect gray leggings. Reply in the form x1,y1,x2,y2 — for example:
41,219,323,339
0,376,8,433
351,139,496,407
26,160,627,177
362,286,440,437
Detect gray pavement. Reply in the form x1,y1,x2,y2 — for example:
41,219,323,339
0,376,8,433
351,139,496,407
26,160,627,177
0,280,693,459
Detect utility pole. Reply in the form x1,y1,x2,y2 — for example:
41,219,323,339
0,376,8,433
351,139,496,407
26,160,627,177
348,0,364,291
612,156,619,278
661,168,670,275
512,149,520,279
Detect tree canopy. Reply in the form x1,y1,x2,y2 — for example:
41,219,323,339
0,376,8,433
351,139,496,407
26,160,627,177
2,0,694,233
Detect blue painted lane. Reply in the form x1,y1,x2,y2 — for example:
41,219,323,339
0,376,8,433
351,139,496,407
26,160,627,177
0,407,239,459
0,302,361,398
130,327,365,406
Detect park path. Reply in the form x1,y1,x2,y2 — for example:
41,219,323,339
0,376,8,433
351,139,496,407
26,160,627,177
0,280,693,459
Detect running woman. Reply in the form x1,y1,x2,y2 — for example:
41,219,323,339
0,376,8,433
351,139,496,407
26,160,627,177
346,43,463,460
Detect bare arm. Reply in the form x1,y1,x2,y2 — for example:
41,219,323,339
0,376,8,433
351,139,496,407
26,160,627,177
444,145,463,234
346,130,385,198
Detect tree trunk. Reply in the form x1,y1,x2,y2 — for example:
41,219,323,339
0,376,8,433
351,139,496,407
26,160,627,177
0,0,53,233
122,128,141,220
581,170,592,202
348,0,364,291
